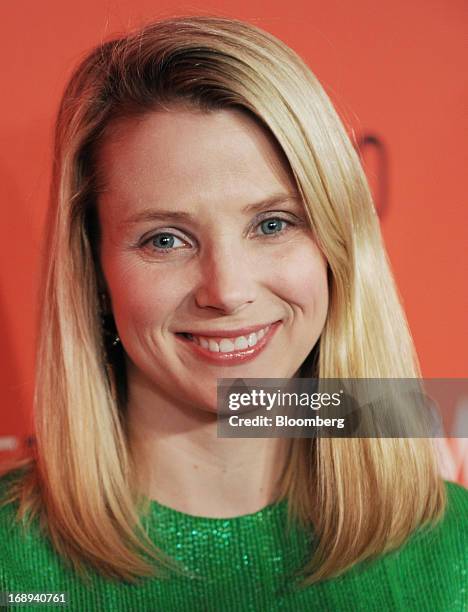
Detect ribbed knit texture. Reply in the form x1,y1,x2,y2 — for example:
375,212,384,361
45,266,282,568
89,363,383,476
0,476,466,611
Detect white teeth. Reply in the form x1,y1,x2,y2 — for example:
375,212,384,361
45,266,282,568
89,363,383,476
234,336,249,350
219,339,235,352
185,325,271,353
247,333,258,347
208,340,220,352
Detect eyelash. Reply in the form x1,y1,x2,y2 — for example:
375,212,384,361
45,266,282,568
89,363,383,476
141,215,298,253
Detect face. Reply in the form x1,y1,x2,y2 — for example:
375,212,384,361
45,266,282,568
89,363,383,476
97,108,329,413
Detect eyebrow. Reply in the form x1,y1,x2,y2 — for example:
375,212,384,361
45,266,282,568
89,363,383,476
119,193,302,227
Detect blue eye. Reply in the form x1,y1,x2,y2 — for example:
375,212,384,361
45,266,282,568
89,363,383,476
150,233,185,250
258,218,289,235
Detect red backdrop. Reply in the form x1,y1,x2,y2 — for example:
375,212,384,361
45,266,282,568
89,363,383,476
1,1,466,479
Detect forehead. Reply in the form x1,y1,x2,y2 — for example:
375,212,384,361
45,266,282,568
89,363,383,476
95,108,297,215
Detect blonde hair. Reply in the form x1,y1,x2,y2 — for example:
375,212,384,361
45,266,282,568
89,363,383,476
3,16,445,584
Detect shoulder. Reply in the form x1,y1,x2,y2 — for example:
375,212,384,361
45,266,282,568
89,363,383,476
0,468,23,516
316,481,467,611
0,468,65,591
0,470,29,582
444,479,468,517
0,468,35,549
378,480,467,607
394,479,467,553
0,469,49,567
426,479,468,543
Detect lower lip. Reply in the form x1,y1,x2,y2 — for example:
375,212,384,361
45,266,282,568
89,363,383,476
175,321,282,365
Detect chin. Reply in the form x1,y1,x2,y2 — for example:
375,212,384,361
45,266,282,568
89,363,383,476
181,387,220,416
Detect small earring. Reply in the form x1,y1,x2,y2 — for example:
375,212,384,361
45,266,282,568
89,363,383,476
112,335,121,346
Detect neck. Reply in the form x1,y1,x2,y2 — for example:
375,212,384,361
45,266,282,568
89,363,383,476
126,368,289,518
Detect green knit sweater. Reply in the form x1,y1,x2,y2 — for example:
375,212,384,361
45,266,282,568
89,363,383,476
0,475,466,611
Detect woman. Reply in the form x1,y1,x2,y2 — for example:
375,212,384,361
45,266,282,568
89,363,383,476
1,16,466,611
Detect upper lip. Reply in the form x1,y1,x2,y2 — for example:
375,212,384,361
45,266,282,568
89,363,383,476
177,321,280,338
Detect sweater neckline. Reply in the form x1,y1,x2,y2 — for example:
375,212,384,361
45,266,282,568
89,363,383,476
148,496,288,525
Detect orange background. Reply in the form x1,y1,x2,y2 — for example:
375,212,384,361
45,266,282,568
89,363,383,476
1,1,466,479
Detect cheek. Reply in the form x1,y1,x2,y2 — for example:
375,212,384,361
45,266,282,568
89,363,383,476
101,255,186,331
270,240,329,313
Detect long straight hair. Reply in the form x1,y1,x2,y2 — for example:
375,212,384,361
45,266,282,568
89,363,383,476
4,16,445,583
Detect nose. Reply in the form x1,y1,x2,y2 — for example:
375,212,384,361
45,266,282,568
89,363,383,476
193,242,257,314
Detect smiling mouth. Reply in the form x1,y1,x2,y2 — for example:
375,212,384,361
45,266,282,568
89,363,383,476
178,324,271,353
175,321,282,363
